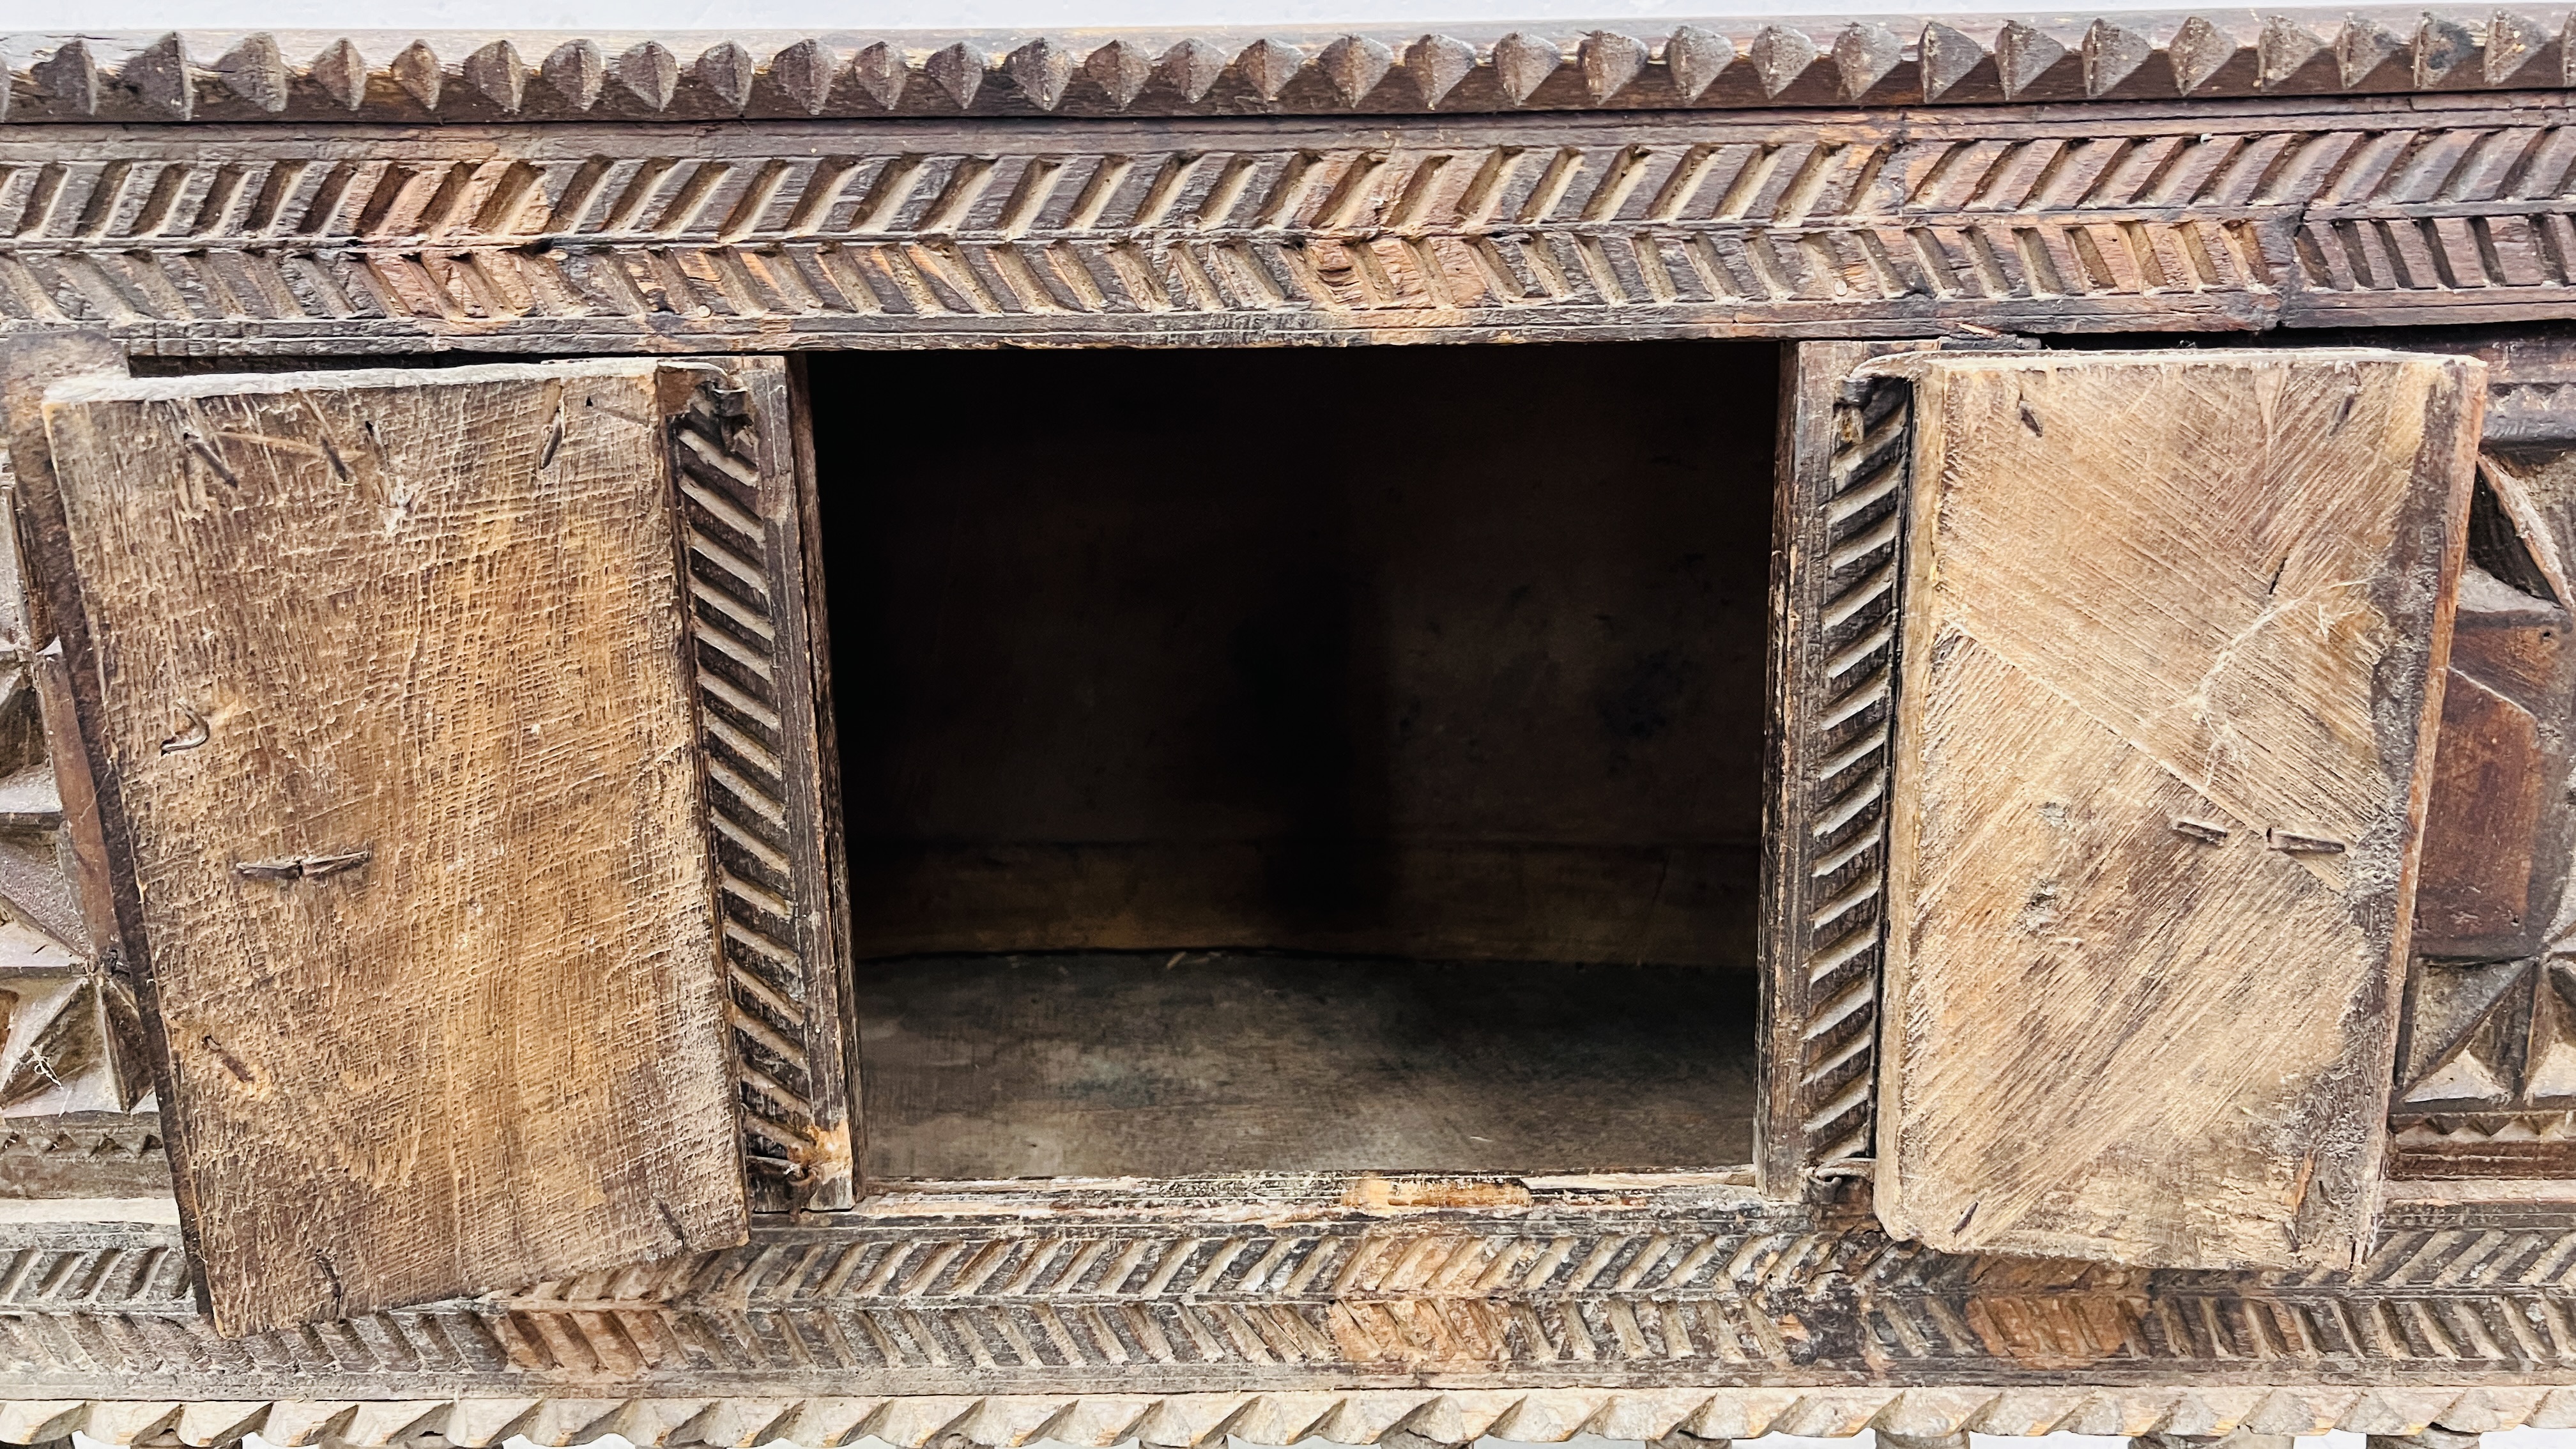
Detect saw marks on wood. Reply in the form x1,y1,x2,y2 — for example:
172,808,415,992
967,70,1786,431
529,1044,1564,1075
37,362,746,1335
1874,350,2481,1271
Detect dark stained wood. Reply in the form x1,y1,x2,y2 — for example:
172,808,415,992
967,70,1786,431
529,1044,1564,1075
812,342,1774,969
1874,349,2482,1270
35,362,747,1335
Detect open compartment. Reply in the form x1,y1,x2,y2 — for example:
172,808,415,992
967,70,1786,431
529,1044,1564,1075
806,340,1782,1179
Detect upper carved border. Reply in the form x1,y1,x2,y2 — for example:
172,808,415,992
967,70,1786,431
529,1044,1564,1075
6,9,2576,124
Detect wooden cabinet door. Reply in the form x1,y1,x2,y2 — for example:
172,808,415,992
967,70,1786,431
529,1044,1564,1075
1872,349,2483,1270
16,358,758,1335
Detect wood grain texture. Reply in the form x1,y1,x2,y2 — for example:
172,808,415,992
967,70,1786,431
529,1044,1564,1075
36,361,746,1335
1874,349,2482,1270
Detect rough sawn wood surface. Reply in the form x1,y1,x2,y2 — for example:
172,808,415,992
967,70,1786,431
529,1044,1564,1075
1873,349,2483,1271
35,361,747,1335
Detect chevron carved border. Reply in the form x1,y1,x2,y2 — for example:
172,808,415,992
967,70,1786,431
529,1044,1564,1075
666,360,854,1214
0,96,2572,354
3,1184,2576,1397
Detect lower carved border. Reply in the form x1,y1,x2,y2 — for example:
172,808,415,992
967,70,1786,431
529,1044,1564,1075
3,1385,2574,1449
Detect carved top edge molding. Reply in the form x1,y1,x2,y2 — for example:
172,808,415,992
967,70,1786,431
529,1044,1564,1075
5,8,2576,124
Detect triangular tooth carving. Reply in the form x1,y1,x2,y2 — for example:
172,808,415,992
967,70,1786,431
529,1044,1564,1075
1085,38,1154,109
696,42,756,111
2405,1047,2511,1107
34,38,99,114
389,38,441,110
1579,30,1649,101
1317,35,1393,106
850,42,907,109
0,976,103,1115
1159,38,1227,103
1491,32,1563,103
617,41,680,111
2415,12,2480,86
1834,23,1903,101
2336,16,2406,86
1749,25,1820,98
540,39,604,110
1996,20,2069,97
2170,15,2239,91
2488,9,2551,83
2259,14,2328,88
1404,33,1476,106
215,33,288,112
1005,38,1077,110
308,37,367,110
464,40,525,112
2529,1039,2576,1101
123,33,191,119
924,42,986,109
1665,25,1736,101
769,38,835,116
1233,38,1305,102
2082,19,2154,95
1920,22,1986,98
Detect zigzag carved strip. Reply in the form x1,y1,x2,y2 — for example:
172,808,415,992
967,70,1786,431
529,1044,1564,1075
0,101,2566,349
8,1203,2576,1387
667,362,853,1213
5,12,2576,125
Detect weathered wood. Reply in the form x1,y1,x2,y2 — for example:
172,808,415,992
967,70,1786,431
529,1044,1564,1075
35,361,747,1334
671,356,856,1211
1755,339,1941,1198
2412,457,2576,959
1874,349,2481,1269
3,14,2574,126
0,1174,2573,1400
0,96,2572,356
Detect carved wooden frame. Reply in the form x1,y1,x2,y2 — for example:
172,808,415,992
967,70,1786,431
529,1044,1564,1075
2,70,2576,1414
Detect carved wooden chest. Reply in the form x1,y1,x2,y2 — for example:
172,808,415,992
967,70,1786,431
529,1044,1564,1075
2,12,2576,1448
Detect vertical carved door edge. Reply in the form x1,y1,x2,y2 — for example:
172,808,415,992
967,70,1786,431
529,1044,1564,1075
668,356,857,1213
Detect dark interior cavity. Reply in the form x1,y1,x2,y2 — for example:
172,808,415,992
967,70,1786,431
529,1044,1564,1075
806,339,1780,1178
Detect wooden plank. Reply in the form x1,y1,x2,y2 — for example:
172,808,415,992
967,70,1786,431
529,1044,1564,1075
1874,349,2481,1270
36,361,746,1334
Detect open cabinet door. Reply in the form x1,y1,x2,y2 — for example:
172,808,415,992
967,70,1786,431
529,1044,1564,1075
1873,349,2482,1271
13,356,762,1335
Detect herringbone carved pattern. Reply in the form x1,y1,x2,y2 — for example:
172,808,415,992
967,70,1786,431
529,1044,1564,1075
7,1209,2576,1390
1785,376,1910,1169
667,366,850,1213
0,105,2570,348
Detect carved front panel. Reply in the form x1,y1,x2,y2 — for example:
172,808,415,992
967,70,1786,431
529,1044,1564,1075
0,98,2570,356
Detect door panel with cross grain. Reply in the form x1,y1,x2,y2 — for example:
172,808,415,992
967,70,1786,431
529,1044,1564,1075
1874,349,2481,1270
